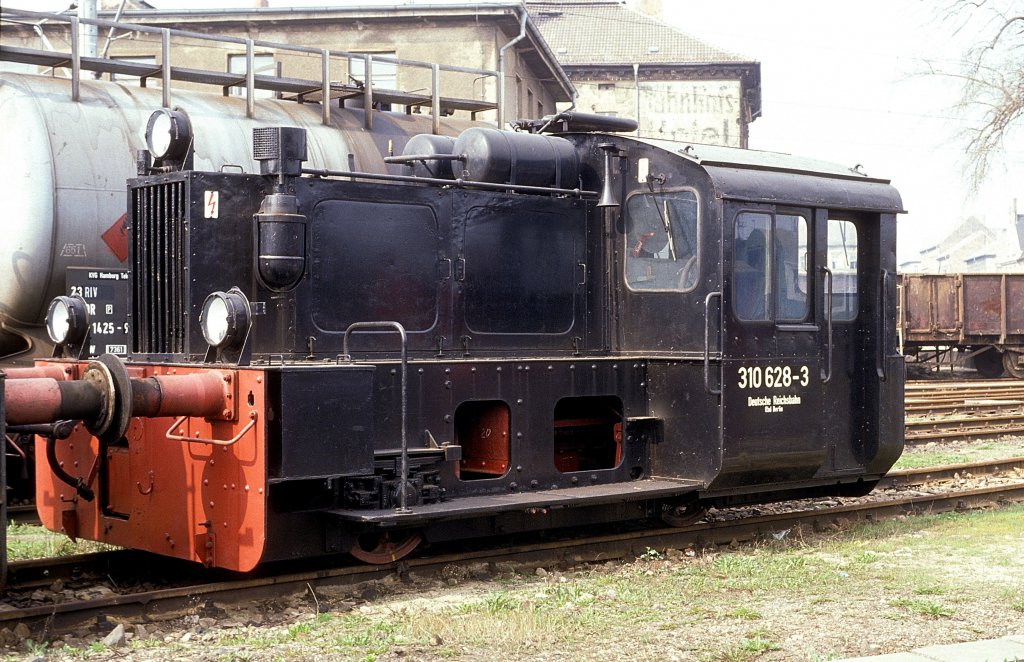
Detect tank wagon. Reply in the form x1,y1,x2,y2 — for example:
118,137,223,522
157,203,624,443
0,69,480,519
0,72,478,366
1,110,905,569
898,273,1024,378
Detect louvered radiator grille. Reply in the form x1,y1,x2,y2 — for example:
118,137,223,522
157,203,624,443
131,180,186,354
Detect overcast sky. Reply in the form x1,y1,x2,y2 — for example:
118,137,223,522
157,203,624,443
7,0,1022,262
676,1,1023,263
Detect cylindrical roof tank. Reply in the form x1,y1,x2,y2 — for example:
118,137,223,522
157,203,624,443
0,72,476,360
453,127,579,188
401,134,457,179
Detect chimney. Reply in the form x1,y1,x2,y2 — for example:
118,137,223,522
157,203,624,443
634,0,662,19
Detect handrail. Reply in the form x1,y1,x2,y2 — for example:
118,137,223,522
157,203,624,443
820,266,833,383
342,322,412,514
2,9,498,76
1,7,501,129
878,269,890,381
302,165,597,198
165,411,258,447
70,17,80,101
703,291,722,395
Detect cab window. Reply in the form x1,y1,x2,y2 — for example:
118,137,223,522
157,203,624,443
827,219,858,321
734,211,808,322
624,190,699,292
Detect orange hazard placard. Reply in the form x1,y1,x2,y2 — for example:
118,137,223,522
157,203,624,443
100,213,129,262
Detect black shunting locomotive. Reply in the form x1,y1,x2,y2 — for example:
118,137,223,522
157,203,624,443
3,111,904,569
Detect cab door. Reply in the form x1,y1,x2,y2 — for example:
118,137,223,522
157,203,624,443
820,213,903,475
714,202,825,488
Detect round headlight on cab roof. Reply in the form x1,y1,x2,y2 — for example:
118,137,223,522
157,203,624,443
46,295,89,346
200,289,250,349
145,108,192,161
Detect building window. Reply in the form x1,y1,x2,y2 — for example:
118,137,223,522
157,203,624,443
598,83,616,91
349,52,397,111
348,52,397,88
227,53,276,99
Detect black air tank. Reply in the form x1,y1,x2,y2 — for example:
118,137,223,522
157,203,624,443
401,134,457,179
454,127,579,188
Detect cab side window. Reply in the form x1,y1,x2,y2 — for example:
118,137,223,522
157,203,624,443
624,190,699,292
734,211,808,322
827,219,859,321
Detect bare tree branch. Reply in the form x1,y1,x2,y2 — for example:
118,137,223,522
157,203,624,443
939,1,1024,190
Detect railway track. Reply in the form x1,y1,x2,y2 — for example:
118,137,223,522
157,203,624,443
4,458,1024,640
6,504,38,526
905,379,1024,442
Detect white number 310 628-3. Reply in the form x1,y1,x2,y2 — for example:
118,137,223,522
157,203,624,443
737,365,809,389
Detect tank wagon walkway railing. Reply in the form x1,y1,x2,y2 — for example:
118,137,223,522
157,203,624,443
0,8,499,134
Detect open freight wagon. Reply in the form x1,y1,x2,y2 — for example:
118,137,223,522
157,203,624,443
898,273,1024,378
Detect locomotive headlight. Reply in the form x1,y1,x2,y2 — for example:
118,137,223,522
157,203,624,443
46,295,89,345
200,288,251,349
145,108,192,161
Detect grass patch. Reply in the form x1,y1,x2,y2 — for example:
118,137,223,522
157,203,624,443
704,628,781,661
890,597,955,618
5,522,117,560
729,606,762,620
711,551,835,591
38,505,1024,661
892,451,973,468
912,583,944,596
893,439,1024,469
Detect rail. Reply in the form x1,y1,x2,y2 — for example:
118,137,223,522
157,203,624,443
5,465,1024,635
0,8,500,133
302,166,596,198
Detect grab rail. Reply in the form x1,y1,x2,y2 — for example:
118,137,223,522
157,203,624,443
703,291,722,395
165,411,258,447
342,321,411,513
820,266,833,383
878,269,890,381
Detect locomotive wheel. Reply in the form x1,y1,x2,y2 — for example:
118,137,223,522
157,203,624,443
1004,351,1024,380
974,347,1006,379
660,500,706,528
349,531,423,564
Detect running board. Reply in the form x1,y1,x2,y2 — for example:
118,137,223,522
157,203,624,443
328,478,701,525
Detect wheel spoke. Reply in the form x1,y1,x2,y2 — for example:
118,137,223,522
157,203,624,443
349,531,423,564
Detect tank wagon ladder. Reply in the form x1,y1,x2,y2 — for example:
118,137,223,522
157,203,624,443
0,8,499,134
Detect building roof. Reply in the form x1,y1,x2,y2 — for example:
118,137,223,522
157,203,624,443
526,0,754,66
